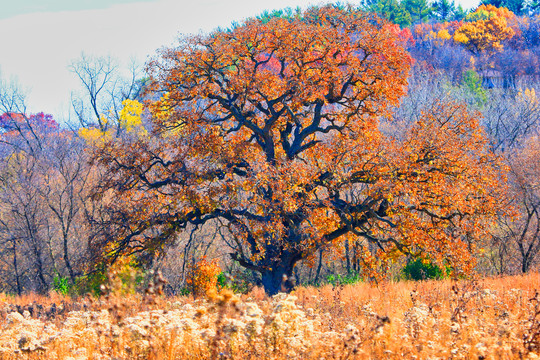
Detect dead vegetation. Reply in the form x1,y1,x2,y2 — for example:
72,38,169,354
1,273,540,359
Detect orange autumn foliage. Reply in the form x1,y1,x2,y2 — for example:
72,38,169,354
186,257,222,297
92,6,508,295
454,5,516,54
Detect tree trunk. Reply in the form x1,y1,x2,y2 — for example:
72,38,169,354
261,263,295,296
314,249,324,285
345,238,351,275
255,229,303,295
12,238,22,296
63,231,76,282
522,255,531,274
34,248,49,294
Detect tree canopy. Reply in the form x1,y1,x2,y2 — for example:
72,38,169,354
91,6,507,295
453,4,516,54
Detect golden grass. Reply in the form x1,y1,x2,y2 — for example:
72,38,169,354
1,273,540,359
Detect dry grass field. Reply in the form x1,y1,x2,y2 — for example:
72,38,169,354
1,273,540,359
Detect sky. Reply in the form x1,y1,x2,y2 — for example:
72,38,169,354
0,0,481,122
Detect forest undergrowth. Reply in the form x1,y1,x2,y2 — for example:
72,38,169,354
1,273,540,359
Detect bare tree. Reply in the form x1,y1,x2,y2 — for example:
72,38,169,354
39,134,92,282
499,137,540,273
482,86,540,152
0,77,94,293
69,54,144,135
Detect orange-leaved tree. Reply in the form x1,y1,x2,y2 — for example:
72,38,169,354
453,5,516,54
91,6,507,295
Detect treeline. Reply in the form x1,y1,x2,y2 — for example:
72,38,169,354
262,2,540,79
362,0,538,26
0,3,539,295
0,56,144,295
262,0,539,25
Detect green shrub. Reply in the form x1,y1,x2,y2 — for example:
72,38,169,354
403,257,449,280
52,275,70,295
75,268,107,296
326,272,363,286
462,69,487,105
217,271,255,294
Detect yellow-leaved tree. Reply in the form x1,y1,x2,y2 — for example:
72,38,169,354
453,5,516,54
79,99,146,144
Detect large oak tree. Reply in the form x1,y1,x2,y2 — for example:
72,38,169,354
93,6,507,295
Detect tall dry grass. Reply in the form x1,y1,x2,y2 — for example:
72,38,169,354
1,273,540,359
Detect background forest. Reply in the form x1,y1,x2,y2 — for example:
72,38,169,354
0,0,539,297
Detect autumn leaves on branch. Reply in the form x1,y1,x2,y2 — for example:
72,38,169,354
86,6,508,295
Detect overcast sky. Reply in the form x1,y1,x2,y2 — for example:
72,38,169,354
0,0,481,122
